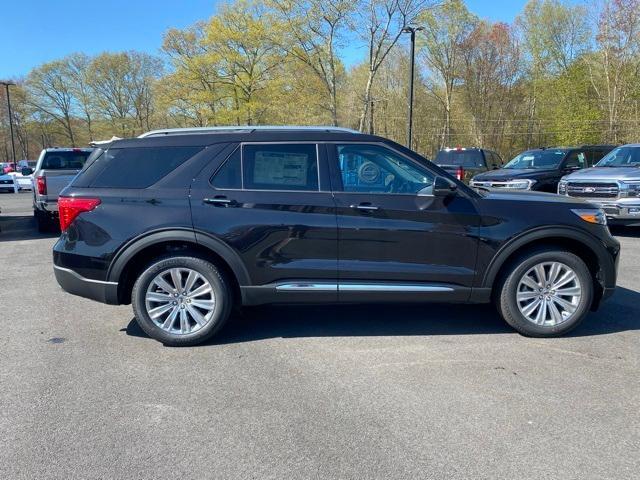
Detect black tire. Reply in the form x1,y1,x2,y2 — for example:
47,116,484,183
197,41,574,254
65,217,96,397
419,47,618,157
496,248,593,337
132,255,233,346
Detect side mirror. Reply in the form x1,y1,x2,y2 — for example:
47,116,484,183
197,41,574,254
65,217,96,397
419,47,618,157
21,167,33,176
563,165,580,173
433,176,457,197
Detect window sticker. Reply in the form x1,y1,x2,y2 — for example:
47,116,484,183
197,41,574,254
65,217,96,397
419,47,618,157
253,151,309,186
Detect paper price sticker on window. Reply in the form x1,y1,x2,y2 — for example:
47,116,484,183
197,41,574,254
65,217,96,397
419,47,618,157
253,151,308,186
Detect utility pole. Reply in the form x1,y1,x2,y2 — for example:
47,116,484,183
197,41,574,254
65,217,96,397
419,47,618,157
1,81,17,171
402,27,423,150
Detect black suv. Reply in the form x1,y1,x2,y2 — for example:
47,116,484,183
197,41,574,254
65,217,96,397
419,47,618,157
53,127,619,346
470,145,615,192
434,147,503,184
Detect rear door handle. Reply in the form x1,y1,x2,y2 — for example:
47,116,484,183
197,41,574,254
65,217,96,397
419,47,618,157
204,196,236,206
350,203,379,211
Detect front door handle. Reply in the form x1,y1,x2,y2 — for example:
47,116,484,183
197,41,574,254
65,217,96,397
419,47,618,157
204,196,236,206
350,203,379,211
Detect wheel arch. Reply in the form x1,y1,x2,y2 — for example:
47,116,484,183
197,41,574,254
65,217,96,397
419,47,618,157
108,229,250,305
483,227,607,308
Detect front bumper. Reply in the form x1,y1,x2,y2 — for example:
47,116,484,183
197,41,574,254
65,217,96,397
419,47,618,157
579,199,640,224
53,265,119,305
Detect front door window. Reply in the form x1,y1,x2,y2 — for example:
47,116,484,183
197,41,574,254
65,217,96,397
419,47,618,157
336,144,434,195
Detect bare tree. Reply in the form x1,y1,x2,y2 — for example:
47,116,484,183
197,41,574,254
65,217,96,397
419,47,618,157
355,0,433,132
269,0,354,125
65,53,96,141
460,21,521,147
587,0,640,143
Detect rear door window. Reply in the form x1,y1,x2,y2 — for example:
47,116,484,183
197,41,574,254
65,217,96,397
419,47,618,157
42,151,92,170
89,146,202,188
242,144,319,191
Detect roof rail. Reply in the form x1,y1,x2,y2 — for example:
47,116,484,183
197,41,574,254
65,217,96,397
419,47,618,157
138,126,361,138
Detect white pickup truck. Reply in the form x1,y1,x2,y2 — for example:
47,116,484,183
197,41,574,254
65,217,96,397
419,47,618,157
32,148,94,231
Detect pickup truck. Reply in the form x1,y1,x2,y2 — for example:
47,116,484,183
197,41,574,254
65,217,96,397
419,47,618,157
434,147,503,184
32,148,94,231
558,144,640,226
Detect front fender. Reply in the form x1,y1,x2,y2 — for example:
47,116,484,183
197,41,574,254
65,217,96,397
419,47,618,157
481,226,619,290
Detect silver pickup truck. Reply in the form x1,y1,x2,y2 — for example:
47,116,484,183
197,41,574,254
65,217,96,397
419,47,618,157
558,144,640,226
32,148,94,231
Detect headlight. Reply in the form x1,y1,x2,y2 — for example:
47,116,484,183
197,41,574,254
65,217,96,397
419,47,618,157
503,179,536,190
620,181,640,197
571,208,607,225
558,180,568,195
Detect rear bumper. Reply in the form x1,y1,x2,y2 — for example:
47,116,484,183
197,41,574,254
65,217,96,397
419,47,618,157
35,199,58,214
53,265,119,305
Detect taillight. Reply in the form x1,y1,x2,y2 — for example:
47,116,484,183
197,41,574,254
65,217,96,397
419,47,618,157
456,166,465,181
37,176,47,195
58,197,101,231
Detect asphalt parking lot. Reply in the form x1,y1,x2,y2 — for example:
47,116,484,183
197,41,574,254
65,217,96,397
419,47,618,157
1,192,639,480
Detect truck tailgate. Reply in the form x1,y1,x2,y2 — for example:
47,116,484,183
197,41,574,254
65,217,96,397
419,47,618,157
40,169,80,201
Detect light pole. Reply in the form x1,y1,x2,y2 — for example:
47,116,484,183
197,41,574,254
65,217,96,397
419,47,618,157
402,26,423,150
0,81,17,171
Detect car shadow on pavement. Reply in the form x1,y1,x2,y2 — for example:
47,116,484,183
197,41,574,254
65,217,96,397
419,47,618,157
122,286,640,345
0,215,59,241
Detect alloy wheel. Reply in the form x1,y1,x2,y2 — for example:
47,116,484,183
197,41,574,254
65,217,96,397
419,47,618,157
516,261,582,327
145,268,216,335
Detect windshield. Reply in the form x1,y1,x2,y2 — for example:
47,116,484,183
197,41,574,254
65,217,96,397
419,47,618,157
503,149,566,169
435,150,484,168
595,146,640,167
41,150,92,170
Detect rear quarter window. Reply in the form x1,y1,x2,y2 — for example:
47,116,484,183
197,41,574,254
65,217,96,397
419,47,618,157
88,146,202,188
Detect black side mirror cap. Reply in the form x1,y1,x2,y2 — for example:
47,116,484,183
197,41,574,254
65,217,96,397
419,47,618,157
21,168,33,176
433,176,457,197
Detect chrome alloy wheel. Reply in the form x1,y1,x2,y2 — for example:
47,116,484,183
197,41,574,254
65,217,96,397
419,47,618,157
145,268,216,335
516,261,582,327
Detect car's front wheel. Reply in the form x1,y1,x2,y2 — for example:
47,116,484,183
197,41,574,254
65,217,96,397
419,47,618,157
132,256,232,346
497,248,593,337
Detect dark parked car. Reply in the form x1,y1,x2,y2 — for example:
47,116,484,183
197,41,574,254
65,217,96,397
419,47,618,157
434,147,503,184
53,127,619,346
470,145,615,192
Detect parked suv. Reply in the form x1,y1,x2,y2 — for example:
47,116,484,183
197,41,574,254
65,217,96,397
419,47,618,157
33,147,94,231
434,147,502,184
470,145,615,192
53,127,619,346
558,144,640,226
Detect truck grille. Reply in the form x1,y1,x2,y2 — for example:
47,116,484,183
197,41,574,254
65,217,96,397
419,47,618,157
566,182,619,198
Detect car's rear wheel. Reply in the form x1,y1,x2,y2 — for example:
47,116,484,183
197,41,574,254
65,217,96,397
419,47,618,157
132,256,232,346
497,249,593,337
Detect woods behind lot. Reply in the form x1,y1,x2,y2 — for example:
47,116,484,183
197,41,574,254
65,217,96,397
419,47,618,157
2,0,640,161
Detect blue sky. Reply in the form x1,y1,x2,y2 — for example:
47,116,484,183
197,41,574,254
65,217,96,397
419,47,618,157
1,0,533,79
